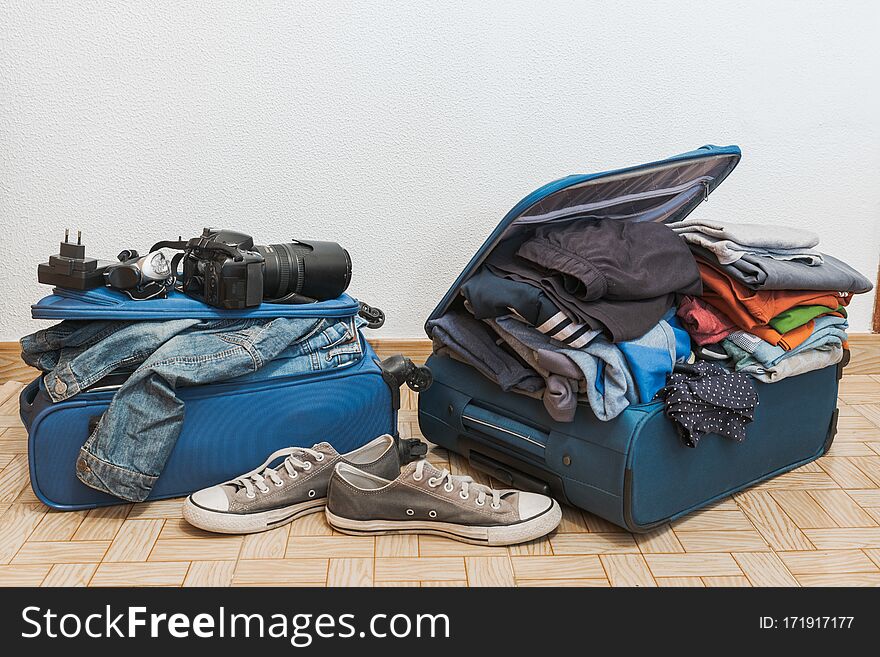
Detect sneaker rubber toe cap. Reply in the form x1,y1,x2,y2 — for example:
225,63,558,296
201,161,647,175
517,492,553,520
190,485,230,512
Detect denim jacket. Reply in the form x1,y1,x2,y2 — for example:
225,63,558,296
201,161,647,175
21,315,365,502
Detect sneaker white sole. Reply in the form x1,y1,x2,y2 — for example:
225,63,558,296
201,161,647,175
182,497,326,535
325,500,562,546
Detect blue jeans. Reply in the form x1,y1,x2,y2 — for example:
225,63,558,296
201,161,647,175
23,315,365,501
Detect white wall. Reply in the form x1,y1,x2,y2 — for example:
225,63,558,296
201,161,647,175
2,1,878,340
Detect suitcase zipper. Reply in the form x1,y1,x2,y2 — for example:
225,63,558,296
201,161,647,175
85,384,123,393
513,176,713,225
461,413,546,451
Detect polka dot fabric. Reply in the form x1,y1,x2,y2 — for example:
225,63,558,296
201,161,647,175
655,361,758,447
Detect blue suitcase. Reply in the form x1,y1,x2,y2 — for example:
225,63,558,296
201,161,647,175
20,287,420,510
418,145,845,532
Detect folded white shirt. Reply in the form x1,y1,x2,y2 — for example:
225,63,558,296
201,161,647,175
668,218,823,265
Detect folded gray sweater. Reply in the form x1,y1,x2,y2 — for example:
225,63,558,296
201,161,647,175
690,245,873,293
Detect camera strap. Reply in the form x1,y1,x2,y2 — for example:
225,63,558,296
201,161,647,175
169,252,186,279
149,239,189,252
265,292,316,305
150,238,244,261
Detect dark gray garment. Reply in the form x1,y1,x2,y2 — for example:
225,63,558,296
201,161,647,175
426,309,544,394
485,237,677,343
689,245,873,293
516,218,704,301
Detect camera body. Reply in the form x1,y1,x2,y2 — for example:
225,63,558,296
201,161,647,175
181,229,265,309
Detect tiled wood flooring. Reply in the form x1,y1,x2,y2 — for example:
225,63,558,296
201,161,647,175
2,376,880,587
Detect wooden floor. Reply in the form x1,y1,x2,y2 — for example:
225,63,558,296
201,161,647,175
2,375,880,587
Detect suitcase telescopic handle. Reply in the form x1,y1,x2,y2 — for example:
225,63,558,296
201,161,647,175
460,403,549,453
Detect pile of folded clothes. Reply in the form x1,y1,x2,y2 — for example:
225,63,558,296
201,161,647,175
671,218,873,383
427,215,872,430
428,219,699,422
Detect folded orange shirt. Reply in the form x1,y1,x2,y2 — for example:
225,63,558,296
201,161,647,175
697,261,851,350
750,321,814,351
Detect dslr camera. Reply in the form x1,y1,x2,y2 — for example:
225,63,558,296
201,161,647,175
156,228,352,309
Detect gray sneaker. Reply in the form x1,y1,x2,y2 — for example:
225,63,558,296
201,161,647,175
183,435,400,534
325,459,562,546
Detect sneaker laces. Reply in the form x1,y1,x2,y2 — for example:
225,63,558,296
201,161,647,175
232,446,325,497
413,459,502,509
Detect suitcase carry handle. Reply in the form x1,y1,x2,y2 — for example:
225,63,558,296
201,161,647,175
18,377,43,430
460,403,549,455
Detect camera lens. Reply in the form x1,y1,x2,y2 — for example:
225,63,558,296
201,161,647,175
255,241,352,302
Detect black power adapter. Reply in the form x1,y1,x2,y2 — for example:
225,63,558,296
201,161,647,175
37,229,113,290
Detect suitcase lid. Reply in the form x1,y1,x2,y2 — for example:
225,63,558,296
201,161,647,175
31,286,360,321
425,144,741,331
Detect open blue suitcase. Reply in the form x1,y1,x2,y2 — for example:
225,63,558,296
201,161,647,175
418,145,845,532
20,288,418,510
